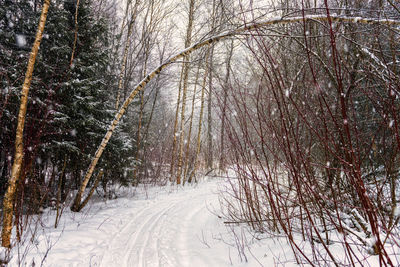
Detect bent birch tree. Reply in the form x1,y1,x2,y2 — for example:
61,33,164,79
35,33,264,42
71,14,400,211
1,0,51,248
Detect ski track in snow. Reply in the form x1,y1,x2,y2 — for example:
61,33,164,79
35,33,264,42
14,179,288,267
100,183,221,267
11,178,395,266
11,179,301,266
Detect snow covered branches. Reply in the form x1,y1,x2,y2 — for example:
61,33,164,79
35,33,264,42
71,12,400,212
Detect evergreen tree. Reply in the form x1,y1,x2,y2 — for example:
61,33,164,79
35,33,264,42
0,0,136,206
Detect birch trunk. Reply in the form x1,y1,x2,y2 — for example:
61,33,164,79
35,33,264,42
169,68,184,178
133,0,155,181
188,50,210,183
71,15,400,212
133,90,145,180
176,0,196,184
74,170,104,212
115,0,140,110
1,0,51,248
183,65,201,184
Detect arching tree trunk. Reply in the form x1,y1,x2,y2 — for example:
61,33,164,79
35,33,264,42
71,14,400,211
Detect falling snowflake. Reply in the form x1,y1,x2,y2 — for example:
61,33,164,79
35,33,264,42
395,206,400,217
16,34,27,48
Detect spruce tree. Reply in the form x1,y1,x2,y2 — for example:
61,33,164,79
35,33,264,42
0,0,135,205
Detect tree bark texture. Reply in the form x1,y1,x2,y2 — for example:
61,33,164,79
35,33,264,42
1,0,51,248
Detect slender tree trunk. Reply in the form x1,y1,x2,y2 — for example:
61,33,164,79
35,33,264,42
188,49,210,183
1,0,51,248
219,39,234,172
205,0,219,172
55,156,67,228
183,65,201,184
170,68,184,179
133,90,145,180
115,0,140,110
176,0,196,185
133,0,156,181
69,0,81,66
207,46,214,171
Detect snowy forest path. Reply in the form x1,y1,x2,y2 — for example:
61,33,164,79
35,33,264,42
100,180,224,267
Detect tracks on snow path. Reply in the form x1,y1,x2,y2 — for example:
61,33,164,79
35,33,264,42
100,182,223,267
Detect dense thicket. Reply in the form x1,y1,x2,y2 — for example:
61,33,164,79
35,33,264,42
0,0,135,215
219,1,400,265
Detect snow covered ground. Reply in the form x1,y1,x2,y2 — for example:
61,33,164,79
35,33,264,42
8,177,298,267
